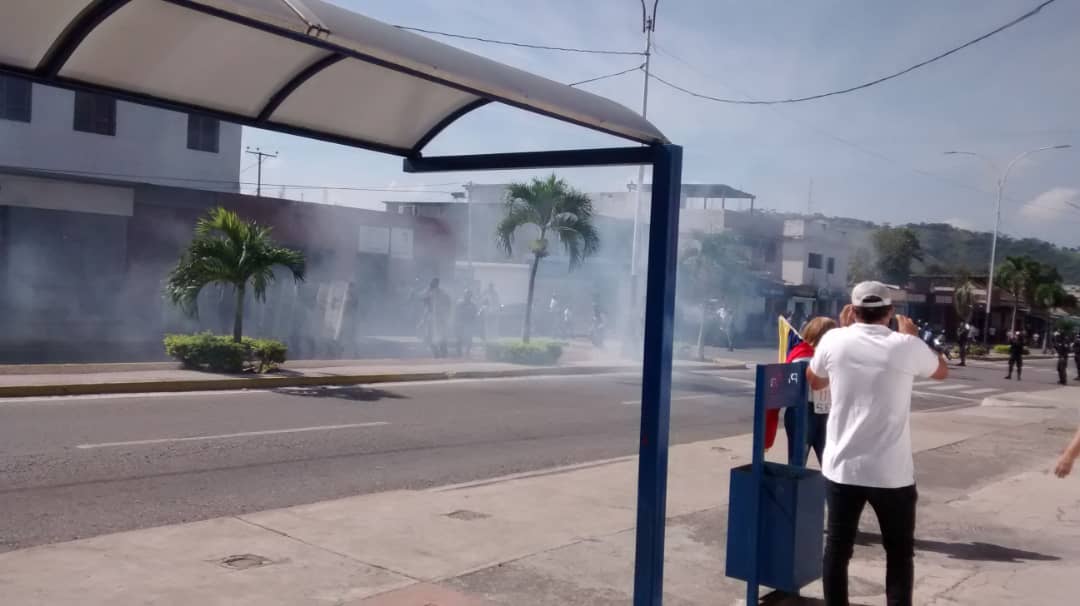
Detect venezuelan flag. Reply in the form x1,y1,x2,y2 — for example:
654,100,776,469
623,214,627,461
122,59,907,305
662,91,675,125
766,315,804,450
778,315,803,363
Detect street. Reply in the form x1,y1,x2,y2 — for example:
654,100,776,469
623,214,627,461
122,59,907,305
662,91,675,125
0,357,1066,553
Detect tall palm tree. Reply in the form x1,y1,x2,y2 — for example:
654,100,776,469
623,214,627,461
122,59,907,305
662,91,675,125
165,207,306,342
679,231,752,361
496,175,599,342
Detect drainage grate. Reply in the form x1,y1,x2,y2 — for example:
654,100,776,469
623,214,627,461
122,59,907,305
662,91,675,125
219,554,272,570
444,509,490,521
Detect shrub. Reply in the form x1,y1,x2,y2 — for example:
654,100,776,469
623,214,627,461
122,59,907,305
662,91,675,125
968,344,988,356
991,344,1029,355
164,332,287,373
485,339,564,365
245,337,287,372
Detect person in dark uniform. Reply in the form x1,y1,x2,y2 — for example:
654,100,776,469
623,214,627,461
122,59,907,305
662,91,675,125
1073,333,1080,381
1005,331,1024,380
1054,331,1070,385
956,321,971,367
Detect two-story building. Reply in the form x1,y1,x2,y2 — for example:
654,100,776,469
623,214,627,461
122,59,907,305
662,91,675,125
781,218,853,321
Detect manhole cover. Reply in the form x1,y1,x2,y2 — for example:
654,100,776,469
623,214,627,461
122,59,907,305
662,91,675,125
219,554,272,570
444,509,490,521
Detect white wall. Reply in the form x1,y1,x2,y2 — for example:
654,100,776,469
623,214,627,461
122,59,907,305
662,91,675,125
0,82,241,192
782,219,850,289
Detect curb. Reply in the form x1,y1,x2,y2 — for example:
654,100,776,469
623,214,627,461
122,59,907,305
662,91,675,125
0,362,747,399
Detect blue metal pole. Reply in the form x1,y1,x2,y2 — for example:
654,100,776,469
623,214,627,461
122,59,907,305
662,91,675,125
746,365,767,605
632,144,682,606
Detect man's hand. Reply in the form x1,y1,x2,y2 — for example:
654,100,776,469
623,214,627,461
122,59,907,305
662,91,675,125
896,314,918,336
839,304,856,327
1056,453,1075,478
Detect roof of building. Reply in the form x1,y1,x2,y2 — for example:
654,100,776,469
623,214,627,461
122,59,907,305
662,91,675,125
1,0,666,157
639,183,754,199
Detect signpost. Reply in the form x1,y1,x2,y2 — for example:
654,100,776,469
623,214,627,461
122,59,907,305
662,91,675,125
726,362,825,604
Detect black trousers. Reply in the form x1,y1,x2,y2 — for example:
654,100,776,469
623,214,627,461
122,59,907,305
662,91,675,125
824,480,918,606
1007,355,1022,378
1058,357,1068,384
957,340,968,365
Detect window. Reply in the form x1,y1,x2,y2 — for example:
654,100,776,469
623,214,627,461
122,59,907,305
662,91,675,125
186,113,219,153
764,242,778,263
808,253,823,269
73,91,116,136
827,257,836,274
0,75,32,122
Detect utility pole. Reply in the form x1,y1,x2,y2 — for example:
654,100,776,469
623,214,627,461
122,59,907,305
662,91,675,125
806,178,814,214
245,147,278,197
626,1,658,356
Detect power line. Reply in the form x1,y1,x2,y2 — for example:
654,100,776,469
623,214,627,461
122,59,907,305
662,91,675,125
650,40,1007,201
568,63,644,87
4,165,459,193
648,0,1058,105
393,24,644,56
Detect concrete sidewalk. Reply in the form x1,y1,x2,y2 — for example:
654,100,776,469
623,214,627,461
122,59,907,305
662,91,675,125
0,357,748,398
2,390,1078,605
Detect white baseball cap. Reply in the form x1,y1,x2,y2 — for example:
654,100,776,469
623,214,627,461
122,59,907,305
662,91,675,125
851,281,892,308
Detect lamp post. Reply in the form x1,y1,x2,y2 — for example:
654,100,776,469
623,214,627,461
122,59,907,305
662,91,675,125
944,144,1071,344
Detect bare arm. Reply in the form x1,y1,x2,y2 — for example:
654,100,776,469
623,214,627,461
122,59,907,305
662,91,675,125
930,354,949,380
807,366,829,391
1056,425,1080,478
897,314,948,381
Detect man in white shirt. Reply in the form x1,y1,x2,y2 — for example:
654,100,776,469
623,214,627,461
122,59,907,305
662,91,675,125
807,281,948,606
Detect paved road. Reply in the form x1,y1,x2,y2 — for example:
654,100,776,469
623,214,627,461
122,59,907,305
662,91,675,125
0,359,1062,552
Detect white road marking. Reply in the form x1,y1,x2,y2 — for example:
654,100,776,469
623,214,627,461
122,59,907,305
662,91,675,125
75,422,388,449
912,390,975,402
960,387,999,395
622,394,715,406
926,384,970,392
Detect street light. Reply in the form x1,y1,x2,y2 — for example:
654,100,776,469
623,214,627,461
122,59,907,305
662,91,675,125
944,144,1072,344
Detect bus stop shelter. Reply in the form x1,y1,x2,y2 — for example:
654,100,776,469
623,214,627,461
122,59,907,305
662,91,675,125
0,1,683,603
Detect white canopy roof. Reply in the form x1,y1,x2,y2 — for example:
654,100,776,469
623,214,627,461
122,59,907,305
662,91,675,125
0,0,667,156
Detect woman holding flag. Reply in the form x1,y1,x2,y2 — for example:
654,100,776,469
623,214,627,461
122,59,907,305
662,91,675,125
766,314,839,465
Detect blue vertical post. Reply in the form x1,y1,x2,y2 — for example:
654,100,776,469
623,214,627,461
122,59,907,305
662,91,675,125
746,365,768,605
632,144,682,606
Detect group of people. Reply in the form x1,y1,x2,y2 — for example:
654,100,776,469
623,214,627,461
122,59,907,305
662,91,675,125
417,279,500,358
765,280,1080,606
1002,329,1080,385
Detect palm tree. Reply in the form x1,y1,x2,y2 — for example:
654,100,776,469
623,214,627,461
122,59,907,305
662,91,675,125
165,207,306,342
679,231,752,360
995,256,1030,333
1034,282,1070,350
953,277,977,325
496,175,599,342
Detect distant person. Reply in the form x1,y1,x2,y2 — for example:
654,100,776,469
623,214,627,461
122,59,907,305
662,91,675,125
807,282,948,606
453,290,479,357
1072,334,1080,380
1005,331,1024,380
561,306,573,339
1054,331,1070,385
590,303,606,347
1054,422,1080,478
548,293,561,336
480,283,501,342
777,316,837,466
423,278,451,358
717,306,735,352
956,321,971,366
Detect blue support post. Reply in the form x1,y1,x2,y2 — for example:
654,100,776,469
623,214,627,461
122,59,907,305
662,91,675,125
632,144,683,606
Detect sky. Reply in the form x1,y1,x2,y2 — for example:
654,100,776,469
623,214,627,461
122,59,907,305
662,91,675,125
240,0,1080,246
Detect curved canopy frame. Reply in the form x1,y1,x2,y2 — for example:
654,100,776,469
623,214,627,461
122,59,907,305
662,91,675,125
0,0,666,157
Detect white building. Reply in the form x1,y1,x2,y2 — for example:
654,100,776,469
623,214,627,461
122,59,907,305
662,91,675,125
782,218,852,317
0,74,241,192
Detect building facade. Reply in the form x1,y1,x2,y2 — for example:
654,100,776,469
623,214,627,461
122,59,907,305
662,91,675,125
0,74,241,191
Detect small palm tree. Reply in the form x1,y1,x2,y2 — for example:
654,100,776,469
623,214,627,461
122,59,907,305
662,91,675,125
954,278,977,325
165,207,306,342
496,175,599,342
995,256,1030,332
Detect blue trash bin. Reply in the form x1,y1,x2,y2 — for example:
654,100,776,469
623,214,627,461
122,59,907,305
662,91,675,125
725,362,826,603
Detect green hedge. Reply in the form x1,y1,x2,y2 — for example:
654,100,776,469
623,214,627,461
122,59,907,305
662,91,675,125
164,332,287,373
991,344,1029,355
485,339,564,365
